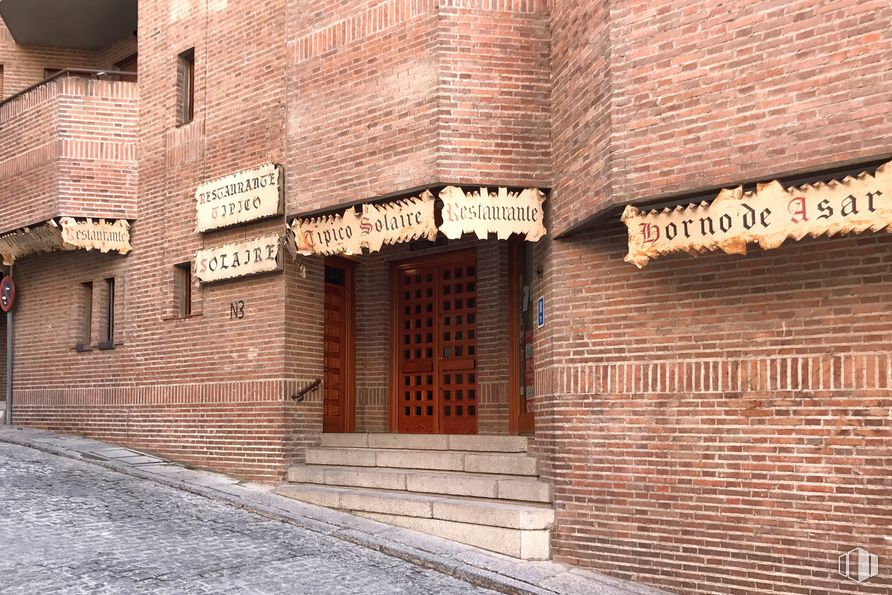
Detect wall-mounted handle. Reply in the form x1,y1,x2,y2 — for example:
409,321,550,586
292,378,322,402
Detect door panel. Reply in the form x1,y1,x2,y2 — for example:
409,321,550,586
323,261,354,433
437,261,478,434
395,252,477,434
397,266,437,433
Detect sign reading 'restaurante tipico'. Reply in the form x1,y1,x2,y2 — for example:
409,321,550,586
195,163,283,232
622,160,892,268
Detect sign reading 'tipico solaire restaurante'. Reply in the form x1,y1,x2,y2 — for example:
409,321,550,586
290,187,547,256
622,160,892,268
195,163,283,232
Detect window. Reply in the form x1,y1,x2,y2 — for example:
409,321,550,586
175,263,192,318
77,282,93,351
99,277,115,349
0,65,4,99
44,67,62,79
176,48,195,125
115,53,138,73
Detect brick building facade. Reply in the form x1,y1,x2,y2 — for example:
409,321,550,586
0,1,889,593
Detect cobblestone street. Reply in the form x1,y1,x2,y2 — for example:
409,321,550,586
0,442,493,594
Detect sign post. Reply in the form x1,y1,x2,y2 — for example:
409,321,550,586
1,274,14,425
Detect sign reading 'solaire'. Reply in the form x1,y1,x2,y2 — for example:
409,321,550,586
622,160,892,268
194,234,281,284
195,163,283,232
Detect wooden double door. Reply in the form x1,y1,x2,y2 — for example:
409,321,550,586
393,250,478,434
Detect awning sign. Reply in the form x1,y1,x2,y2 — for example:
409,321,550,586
291,192,437,256
290,187,546,256
194,234,281,284
59,218,132,255
622,160,892,268
0,218,132,265
195,163,283,232
439,187,546,241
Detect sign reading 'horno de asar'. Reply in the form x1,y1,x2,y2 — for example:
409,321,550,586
622,160,892,268
195,163,283,232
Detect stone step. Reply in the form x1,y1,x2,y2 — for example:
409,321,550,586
275,484,553,559
287,464,553,503
319,433,529,453
305,447,538,476
355,512,550,560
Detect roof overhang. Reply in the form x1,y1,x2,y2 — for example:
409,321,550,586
0,0,136,50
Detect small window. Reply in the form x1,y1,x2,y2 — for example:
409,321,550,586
176,48,195,125
175,263,192,318
115,53,138,73
44,68,62,80
77,282,93,351
99,277,115,349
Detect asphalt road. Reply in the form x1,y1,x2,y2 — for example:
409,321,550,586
0,441,493,594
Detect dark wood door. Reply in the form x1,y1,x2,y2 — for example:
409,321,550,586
323,261,354,433
395,252,477,434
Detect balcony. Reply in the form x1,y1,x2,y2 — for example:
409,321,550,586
0,70,138,237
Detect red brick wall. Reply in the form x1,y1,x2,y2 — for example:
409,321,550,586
286,0,551,214
0,76,138,233
8,0,318,482
0,88,59,230
537,225,892,594
544,1,892,590
551,0,892,234
435,2,551,187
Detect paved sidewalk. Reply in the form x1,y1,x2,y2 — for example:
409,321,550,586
0,426,669,595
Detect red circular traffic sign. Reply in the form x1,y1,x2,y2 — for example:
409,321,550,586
0,276,15,313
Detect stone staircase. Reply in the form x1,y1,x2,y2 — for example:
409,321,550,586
276,433,554,560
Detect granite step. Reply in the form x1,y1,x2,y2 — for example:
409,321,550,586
305,446,538,476
287,464,552,503
276,483,553,559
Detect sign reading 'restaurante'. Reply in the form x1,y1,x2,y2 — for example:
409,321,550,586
439,187,546,241
195,163,283,232
622,160,892,268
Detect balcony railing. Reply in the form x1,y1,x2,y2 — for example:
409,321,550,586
0,69,137,112
0,69,138,235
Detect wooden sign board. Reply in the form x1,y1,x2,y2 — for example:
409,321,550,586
438,187,546,241
194,234,282,283
195,163,283,232
59,218,132,255
622,160,892,268
0,218,132,265
291,192,437,256
0,222,64,265
290,188,546,256
292,207,363,256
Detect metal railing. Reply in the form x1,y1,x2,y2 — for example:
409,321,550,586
0,68,137,109
292,378,322,402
